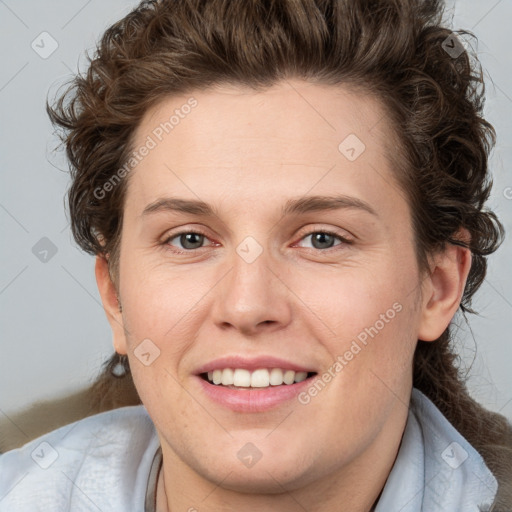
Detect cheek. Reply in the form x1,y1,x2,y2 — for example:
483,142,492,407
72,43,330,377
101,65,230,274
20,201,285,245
119,259,201,343
295,256,416,339
296,257,420,394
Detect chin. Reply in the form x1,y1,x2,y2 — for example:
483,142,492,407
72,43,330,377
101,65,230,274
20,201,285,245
201,462,311,495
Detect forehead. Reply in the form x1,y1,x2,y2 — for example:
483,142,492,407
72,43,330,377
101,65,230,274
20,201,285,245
124,79,406,221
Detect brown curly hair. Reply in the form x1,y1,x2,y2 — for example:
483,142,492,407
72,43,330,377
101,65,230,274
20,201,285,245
47,0,512,508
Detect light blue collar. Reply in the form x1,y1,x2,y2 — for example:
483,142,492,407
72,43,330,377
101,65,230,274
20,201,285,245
375,388,497,511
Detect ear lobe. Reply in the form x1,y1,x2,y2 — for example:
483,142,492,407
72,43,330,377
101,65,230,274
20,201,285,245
417,234,472,342
95,255,128,355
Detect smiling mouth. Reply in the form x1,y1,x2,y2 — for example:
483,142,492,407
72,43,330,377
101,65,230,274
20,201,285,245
199,368,318,389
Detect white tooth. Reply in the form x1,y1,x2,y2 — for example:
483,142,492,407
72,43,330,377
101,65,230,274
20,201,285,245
251,369,270,387
233,369,251,387
283,370,296,385
294,371,308,383
209,368,307,387
221,368,234,386
212,369,222,385
269,368,284,386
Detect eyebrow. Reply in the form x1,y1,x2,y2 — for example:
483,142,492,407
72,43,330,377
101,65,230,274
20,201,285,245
141,194,378,218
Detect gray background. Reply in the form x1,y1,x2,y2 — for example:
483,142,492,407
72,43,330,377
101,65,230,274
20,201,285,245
0,0,511,420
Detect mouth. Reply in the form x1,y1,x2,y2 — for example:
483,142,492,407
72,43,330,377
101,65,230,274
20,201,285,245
193,355,319,412
194,361,318,412
199,368,318,389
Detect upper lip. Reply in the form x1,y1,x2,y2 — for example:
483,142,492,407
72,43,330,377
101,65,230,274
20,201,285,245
194,355,317,375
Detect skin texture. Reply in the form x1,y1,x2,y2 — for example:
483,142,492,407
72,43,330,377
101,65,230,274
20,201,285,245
95,79,472,512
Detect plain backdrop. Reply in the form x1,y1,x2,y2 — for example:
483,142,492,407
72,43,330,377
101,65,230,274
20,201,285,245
0,0,511,420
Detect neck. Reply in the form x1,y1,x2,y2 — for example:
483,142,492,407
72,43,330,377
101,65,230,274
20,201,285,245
155,405,407,512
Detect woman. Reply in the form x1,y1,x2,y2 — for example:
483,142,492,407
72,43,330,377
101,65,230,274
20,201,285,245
1,0,511,510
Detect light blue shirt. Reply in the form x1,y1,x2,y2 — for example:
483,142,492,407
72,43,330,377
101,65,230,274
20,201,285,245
0,388,498,511
375,389,497,511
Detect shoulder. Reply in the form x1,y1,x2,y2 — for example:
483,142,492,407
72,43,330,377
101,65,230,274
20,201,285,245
0,405,159,511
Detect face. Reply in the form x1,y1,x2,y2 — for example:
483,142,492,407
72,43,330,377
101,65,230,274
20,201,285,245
99,79,450,495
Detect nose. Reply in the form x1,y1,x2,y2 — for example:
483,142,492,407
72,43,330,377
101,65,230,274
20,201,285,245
210,243,293,337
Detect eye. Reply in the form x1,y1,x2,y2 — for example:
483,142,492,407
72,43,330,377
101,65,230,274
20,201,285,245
164,231,210,252
162,228,352,254
295,230,351,251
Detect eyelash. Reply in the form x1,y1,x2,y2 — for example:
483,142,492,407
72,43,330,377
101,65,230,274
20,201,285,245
162,228,353,255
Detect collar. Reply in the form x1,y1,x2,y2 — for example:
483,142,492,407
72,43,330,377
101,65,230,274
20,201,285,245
145,446,163,512
375,388,498,511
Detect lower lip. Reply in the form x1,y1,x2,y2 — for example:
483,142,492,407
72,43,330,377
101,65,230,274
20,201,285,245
194,375,315,412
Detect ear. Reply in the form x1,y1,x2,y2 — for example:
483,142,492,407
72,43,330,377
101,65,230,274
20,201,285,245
417,229,472,342
95,255,128,355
